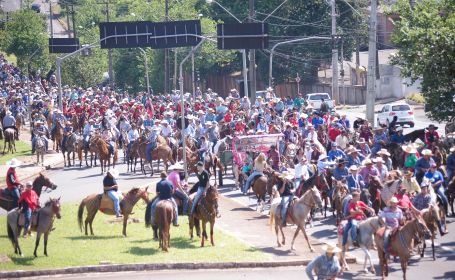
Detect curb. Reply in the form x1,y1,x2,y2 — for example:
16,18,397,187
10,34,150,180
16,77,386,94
0,258,356,278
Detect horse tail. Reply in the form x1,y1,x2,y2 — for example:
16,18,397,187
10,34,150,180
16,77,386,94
7,220,15,245
145,200,153,227
77,198,86,232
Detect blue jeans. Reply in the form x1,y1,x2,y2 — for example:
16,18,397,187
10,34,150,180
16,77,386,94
146,142,156,161
280,195,292,224
5,188,20,208
106,190,121,216
22,204,32,230
294,178,302,189
447,170,453,185
191,186,205,215
384,228,391,255
174,188,189,214
342,219,359,246
435,185,449,214
150,197,178,225
243,171,264,193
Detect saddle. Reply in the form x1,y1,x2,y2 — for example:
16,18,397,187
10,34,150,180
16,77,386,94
18,211,39,229
250,174,264,188
99,193,124,215
376,226,400,256
278,197,298,225
337,220,361,243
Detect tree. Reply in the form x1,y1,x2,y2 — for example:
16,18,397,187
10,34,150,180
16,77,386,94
388,0,455,121
0,9,50,70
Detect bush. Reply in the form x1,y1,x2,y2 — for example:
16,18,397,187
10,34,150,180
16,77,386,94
407,93,425,104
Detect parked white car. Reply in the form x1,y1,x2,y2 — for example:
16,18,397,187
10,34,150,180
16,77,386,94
377,103,415,127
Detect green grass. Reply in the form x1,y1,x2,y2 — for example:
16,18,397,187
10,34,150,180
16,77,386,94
0,203,268,271
0,141,31,165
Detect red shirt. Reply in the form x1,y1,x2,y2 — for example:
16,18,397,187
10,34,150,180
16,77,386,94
6,167,20,190
328,127,341,142
224,113,232,123
18,189,39,210
395,193,412,209
348,200,368,220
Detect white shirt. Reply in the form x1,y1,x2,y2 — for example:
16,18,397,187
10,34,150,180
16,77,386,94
294,163,309,180
83,124,92,136
306,131,318,142
335,134,349,150
161,125,172,137
127,129,139,142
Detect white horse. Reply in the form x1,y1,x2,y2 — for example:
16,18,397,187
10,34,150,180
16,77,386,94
337,216,385,274
380,179,401,206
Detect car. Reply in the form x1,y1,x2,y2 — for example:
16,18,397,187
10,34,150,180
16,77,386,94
377,103,415,127
31,3,41,13
305,93,335,112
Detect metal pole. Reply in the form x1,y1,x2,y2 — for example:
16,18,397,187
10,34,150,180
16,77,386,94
191,47,195,98
331,0,339,103
366,0,377,124
71,5,76,38
49,0,53,38
106,1,114,89
341,38,345,106
242,50,248,98
56,58,63,110
248,0,256,102
66,4,71,38
164,0,169,94
179,39,207,179
173,50,178,90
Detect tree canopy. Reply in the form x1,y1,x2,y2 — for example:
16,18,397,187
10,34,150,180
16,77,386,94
389,0,455,122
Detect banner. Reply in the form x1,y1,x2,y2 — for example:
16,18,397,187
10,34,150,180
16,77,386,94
232,134,283,165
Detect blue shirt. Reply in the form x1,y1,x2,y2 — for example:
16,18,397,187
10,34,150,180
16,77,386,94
333,166,348,180
346,155,363,168
306,254,341,280
312,117,324,129
156,179,174,199
328,149,346,161
347,174,365,191
390,133,405,144
447,154,455,172
373,133,388,148
414,157,435,172
424,170,444,185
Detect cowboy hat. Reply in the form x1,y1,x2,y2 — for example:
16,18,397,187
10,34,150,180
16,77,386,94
6,158,22,168
348,165,358,172
402,144,417,154
362,158,373,165
373,126,384,131
426,124,438,130
321,243,341,254
169,162,184,171
374,157,384,164
336,158,346,165
396,126,403,132
389,196,399,204
421,149,433,156
450,146,455,153
107,168,119,178
318,154,328,161
377,149,391,156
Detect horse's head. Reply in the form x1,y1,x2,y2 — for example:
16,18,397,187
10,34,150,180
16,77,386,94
139,186,150,203
206,185,219,203
33,173,57,195
129,187,149,203
47,197,62,219
414,215,432,240
427,204,442,224
310,186,323,208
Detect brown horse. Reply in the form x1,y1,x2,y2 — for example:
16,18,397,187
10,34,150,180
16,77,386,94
52,121,63,152
0,173,58,211
92,136,118,174
151,200,175,252
189,185,218,247
368,176,383,214
7,198,62,257
136,137,174,176
375,217,431,280
420,204,444,260
77,187,149,236
62,132,79,167
3,128,16,154
332,180,348,226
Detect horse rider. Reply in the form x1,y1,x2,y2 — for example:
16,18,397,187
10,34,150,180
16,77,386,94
306,243,342,280
61,121,73,151
374,157,389,183
190,161,220,218
446,146,455,184
18,181,39,237
316,154,335,188
198,136,210,162
356,137,371,158
101,127,116,156
4,157,23,208
388,116,399,135
207,121,219,153
160,120,172,138
267,145,280,171
83,119,95,148
333,158,348,181
342,190,374,247
328,142,345,161
413,182,448,235
127,123,139,151
377,149,393,171
51,109,66,140
2,110,19,140
146,126,160,162
424,124,440,148
379,196,405,258
278,172,295,226
294,157,309,189
148,171,179,226
359,158,379,187
415,149,436,184
31,120,49,154
346,165,365,192
103,168,122,218
425,162,449,215
345,146,363,167
167,163,189,215
371,127,388,156
390,126,405,144
402,170,421,197
243,153,267,195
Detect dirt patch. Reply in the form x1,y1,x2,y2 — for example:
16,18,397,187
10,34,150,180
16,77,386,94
0,254,12,263
105,217,142,224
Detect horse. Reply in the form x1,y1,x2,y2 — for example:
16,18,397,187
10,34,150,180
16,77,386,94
62,132,79,167
188,185,218,247
386,142,404,169
35,134,46,166
77,187,149,236
92,136,118,174
332,180,348,226
15,111,24,139
3,128,16,154
7,198,62,257
420,204,444,260
368,176,384,214
447,175,455,216
380,178,401,207
250,174,269,212
269,186,323,251
375,217,431,280
337,216,385,274
404,129,425,143
145,200,175,252
52,121,64,152
0,173,57,211
136,137,174,176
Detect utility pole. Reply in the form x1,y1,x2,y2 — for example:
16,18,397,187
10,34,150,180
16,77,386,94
164,0,169,94
66,4,71,38
98,0,115,89
331,0,339,103
366,0,377,124
248,0,256,102
49,1,53,38
191,47,195,97
71,5,76,38
173,50,178,91
340,37,345,105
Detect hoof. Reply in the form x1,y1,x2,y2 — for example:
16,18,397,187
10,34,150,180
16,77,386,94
277,243,281,247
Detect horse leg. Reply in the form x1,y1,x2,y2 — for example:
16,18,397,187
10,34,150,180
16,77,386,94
210,221,215,246
290,226,301,251
201,221,207,247
279,225,286,246
302,226,314,252
33,232,42,257
122,215,128,237
43,232,49,256
401,258,408,280
432,235,435,261
274,223,282,247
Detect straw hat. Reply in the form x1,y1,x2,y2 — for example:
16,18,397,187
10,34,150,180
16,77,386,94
169,162,184,171
374,157,384,164
348,165,358,172
107,168,119,179
402,144,417,154
404,170,414,177
421,149,433,156
321,243,342,254
6,158,22,168
377,149,391,156
362,158,373,165
318,154,328,161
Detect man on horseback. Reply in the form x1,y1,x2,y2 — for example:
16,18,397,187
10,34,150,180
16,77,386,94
31,120,49,154
328,142,345,161
5,158,22,208
168,163,189,215
146,126,160,162
198,136,210,162
379,197,405,258
190,162,220,218
103,168,122,218
425,163,449,215
424,124,440,148
267,145,280,171
390,126,405,144
18,181,39,237
51,109,66,141
413,183,448,235
2,110,18,140
149,171,179,226
415,149,436,184
342,191,374,247
160,120,172,138
447,147,455,184
278,172,295,227
101,127,116,156
371,127,388,156
61,121,73,152
83,119,95,148
127,123,139,151
346,165,365,191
